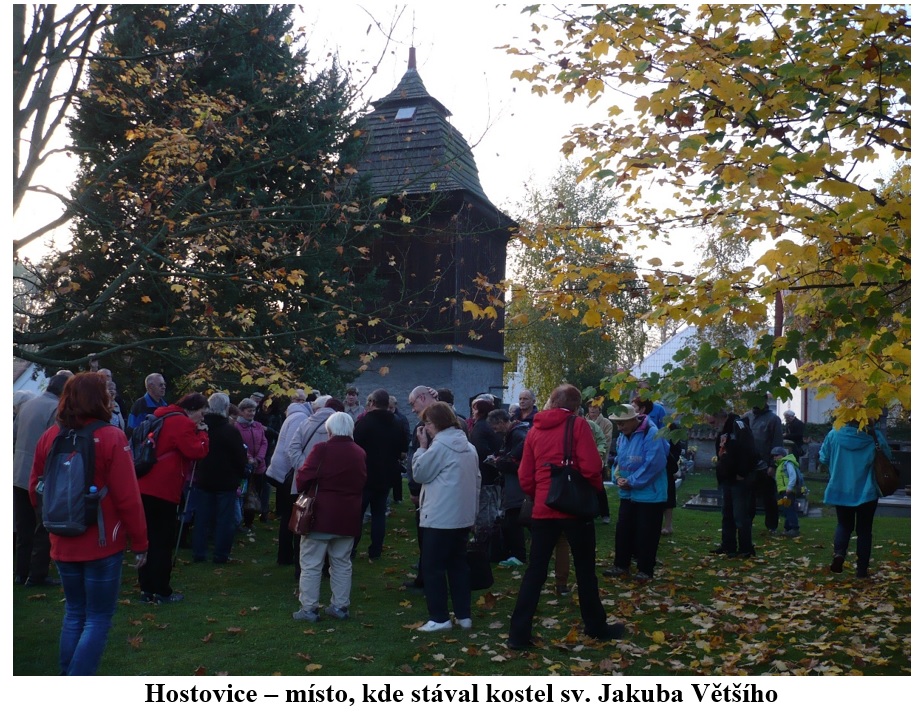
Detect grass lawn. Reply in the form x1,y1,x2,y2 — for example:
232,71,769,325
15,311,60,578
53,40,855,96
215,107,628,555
12,471,911,677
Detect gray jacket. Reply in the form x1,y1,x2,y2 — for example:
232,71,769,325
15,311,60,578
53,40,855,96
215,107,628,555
265,402,311,484
743,408,784,470
13,391,60,490
412,427,480,529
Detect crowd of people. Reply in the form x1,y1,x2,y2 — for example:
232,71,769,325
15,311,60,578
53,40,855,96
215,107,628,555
13,368,897,673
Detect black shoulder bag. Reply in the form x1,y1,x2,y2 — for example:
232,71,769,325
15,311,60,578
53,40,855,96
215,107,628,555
544,415,599,519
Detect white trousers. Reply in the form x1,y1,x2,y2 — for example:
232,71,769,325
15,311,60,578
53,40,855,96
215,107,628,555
298,535,355,611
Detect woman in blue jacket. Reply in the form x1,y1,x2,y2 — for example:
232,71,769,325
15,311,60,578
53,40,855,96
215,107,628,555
605,404,668,582
820,420,892,578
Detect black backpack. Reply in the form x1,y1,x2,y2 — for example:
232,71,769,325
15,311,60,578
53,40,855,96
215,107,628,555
38,421,109,544
130,411,183,476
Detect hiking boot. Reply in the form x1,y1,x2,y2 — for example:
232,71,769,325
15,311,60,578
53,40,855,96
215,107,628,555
830,554,845,573
507,638,538,651
324,605,349,620
292,608,319,622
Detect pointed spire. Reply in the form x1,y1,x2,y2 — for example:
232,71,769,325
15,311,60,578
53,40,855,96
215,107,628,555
408,46,416,71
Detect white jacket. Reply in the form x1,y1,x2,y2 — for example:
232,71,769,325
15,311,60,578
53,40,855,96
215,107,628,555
285,406,335,495
412,427,480,529
265,402,311,484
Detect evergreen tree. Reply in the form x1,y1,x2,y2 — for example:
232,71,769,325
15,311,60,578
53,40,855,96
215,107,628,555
21,4,379,394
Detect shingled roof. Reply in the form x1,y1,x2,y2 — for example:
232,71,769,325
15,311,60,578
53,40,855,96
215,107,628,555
356,48,490,201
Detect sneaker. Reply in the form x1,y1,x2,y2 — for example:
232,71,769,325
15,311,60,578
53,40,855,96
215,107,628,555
602,565,628,577
324,605,350,620
499,557,524,568
634,571,652,582
784,529,800,538
293,608,319,622
588,622,627,641
555,585,572,597
830,554,845,573
455,617,473,630
138,592,157,604
154,592,184,604
416,620,452,633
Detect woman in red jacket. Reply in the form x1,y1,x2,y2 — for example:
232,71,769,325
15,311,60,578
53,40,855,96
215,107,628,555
137,392,209,603
29,372,148,675
292,412,367,622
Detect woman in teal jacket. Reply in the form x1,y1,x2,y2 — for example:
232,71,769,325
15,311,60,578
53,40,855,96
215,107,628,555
819,421,892,578
606,405,668,581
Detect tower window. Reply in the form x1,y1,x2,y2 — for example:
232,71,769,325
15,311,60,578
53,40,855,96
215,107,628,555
395,106,417,121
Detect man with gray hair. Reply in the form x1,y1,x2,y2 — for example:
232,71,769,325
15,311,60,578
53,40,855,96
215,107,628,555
782,410,805,459
192,393,248,564
127,372,168,434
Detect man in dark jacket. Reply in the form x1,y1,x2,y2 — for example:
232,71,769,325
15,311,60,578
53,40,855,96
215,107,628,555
744,399,784,533
353,389,406,561
487,409,530,565
192,393,248,564
782,410,806,459
708,408,758,558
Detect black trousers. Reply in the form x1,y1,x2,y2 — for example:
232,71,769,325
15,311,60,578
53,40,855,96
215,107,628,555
276,487,297,565
613,499,666,576
138,494,177,597
509,518,609,644
750,469,779,531
13,486,52,582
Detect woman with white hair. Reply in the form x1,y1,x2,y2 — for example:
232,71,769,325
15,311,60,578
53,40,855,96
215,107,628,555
292,411,367,622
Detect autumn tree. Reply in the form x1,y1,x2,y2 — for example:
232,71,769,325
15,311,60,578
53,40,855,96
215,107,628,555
506,162,648,399
13,4,111,252
505,4,910,425
16,4,382,395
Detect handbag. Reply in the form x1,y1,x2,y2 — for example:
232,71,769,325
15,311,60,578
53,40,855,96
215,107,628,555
544,415,599,519
518,495,534,526
467,543,494,591
288,481,319,535
871,432,899,497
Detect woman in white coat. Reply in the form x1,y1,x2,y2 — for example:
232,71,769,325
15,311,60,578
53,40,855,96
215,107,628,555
411,401,480,633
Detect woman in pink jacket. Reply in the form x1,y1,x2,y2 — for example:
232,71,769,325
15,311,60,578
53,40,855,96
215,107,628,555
29,372,148,675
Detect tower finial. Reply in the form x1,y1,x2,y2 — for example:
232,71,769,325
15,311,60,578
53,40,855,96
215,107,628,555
408,46,416,70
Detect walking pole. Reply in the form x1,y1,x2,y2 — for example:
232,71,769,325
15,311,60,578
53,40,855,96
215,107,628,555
173,462,197,567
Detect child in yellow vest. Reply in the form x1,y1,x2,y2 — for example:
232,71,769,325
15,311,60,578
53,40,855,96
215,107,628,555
771,447,803,537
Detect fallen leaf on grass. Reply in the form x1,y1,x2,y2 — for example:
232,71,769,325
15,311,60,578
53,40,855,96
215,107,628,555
127,635,144,649
295,652,312,661
349,654,374,662
202,633,213,643
226,626,244,634
398,664,414,673
194,666,207,676
305,663,322,672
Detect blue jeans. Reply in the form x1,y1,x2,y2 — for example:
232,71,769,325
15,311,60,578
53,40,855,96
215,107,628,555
720,478,755,554
192,489,238,562
55,552,124,675
834,501,877,573
780,494,800,531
